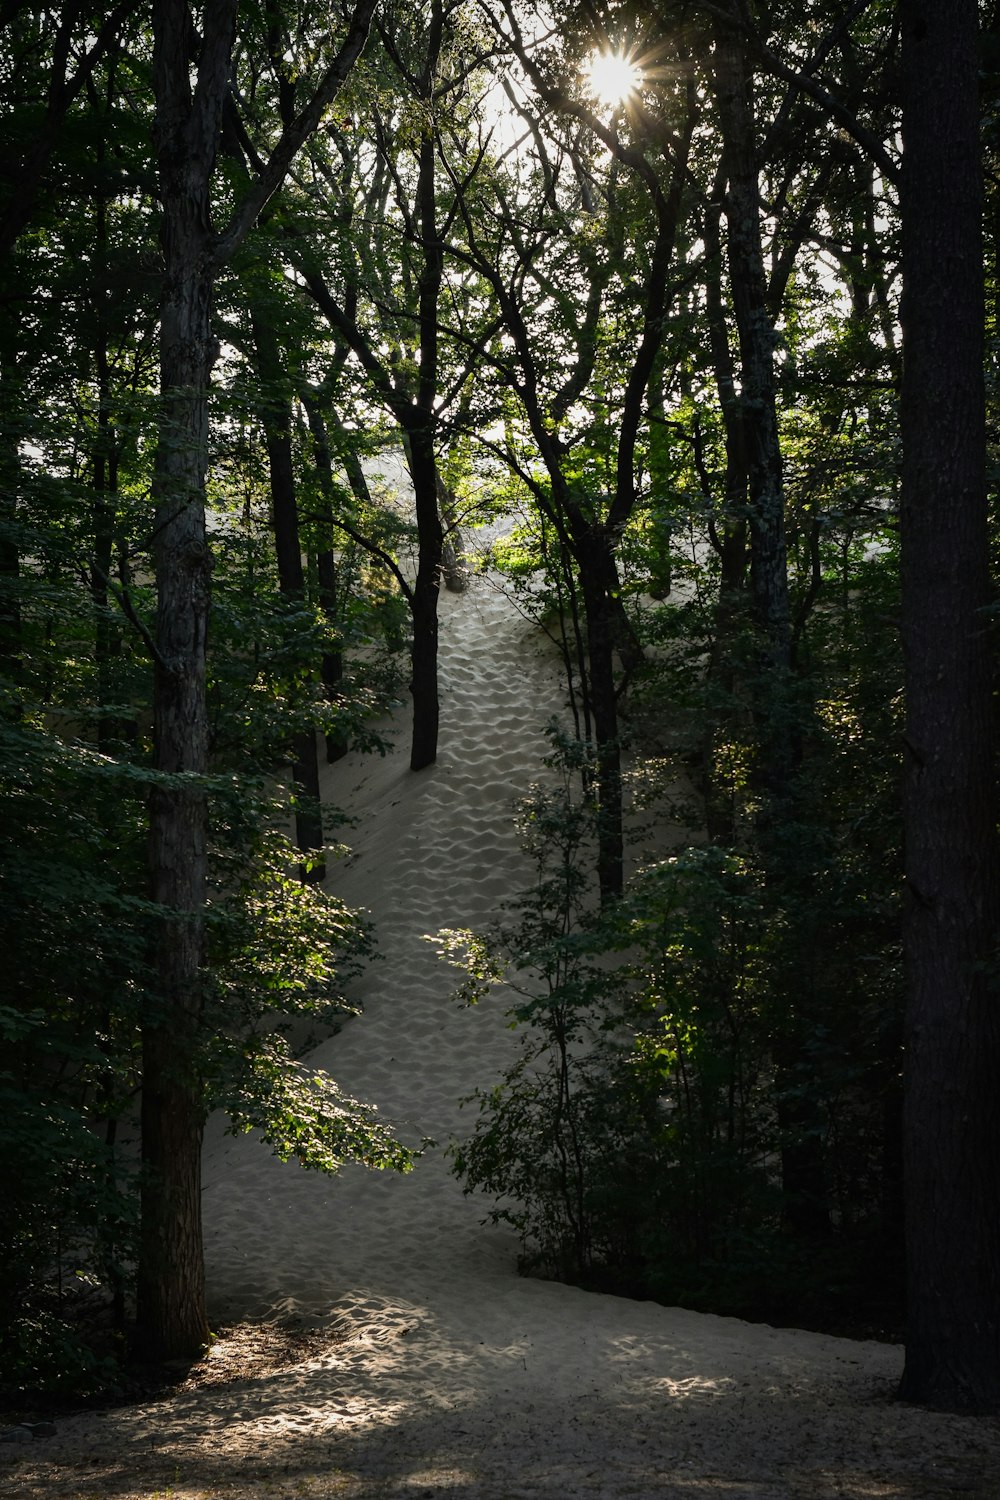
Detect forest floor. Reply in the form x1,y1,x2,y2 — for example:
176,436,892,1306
5,547,1000,1499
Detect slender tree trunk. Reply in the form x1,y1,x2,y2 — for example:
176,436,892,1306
713,12,828,1237
251,307,324,879
90,294,134,754
406,419,442,772
702,191,750,844
646,344,673,601
437,473,468,594
577,532,624,905
315,547,346,759
539,517,591,747
303,397,348,763
0,348,22,700
898,0,1000,1412
712,17,791,683
405,105,446,773
584,612,623,905
296,279,444,771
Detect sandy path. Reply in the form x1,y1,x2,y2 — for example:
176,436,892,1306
5,564,1000,1499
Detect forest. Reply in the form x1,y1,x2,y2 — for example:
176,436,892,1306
2,0,999,1430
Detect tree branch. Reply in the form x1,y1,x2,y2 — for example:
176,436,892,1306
84,560,171,674
299,509,415,605
213,0,379,268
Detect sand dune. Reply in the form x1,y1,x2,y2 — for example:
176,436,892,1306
6,560,1000,1499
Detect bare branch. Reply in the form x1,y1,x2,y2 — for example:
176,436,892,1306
299,509,414,605
84,560,170,674
213,0,379,268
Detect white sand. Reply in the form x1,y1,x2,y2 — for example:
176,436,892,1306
6,564,1000,1499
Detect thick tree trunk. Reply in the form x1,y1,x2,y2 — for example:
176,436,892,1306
137,1011,207,1359
137,0,374,1361
898,0,1000,1412
138,250,214,1358
136,0,238,1361
251,308,324,879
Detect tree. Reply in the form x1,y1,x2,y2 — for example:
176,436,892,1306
897,0,1000,1412
450,7,697,901
287,0,494,771
139,0,378,1360
248,295,326,880
0,0,137,263
445,0,909,1314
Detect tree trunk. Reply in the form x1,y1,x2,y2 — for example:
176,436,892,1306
898,0,1000,1412
578,534,624,905
0,347,22,701
138,242,214,1357
303,398,348,764
712,16,791,684
251,307,324,880
90,302,135,755
712,11,829,1238
437,473,469,594
406,111,445,773
702,191,750,844
406,419,442,772
646,343,673,601
137,0,375,1360
136,0,238,1361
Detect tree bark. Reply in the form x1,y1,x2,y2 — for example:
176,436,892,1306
701,189,750,844
712,15,791,682
898,0,1000,1412
303,397,348,763
405,417,443,772
138,229,215,1359
712,11,828,1237
298,81,446,772
0,345,22,700
90,263,134,755
137,0,376,1360
404,104,446,772
578,539,624,904
136,0,236,1362
250,306,324,879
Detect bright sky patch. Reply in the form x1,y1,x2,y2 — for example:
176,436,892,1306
585,50,642,106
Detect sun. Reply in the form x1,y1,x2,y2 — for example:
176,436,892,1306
585,50,642,107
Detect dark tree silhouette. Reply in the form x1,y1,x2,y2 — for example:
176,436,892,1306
898,0,1000,1412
